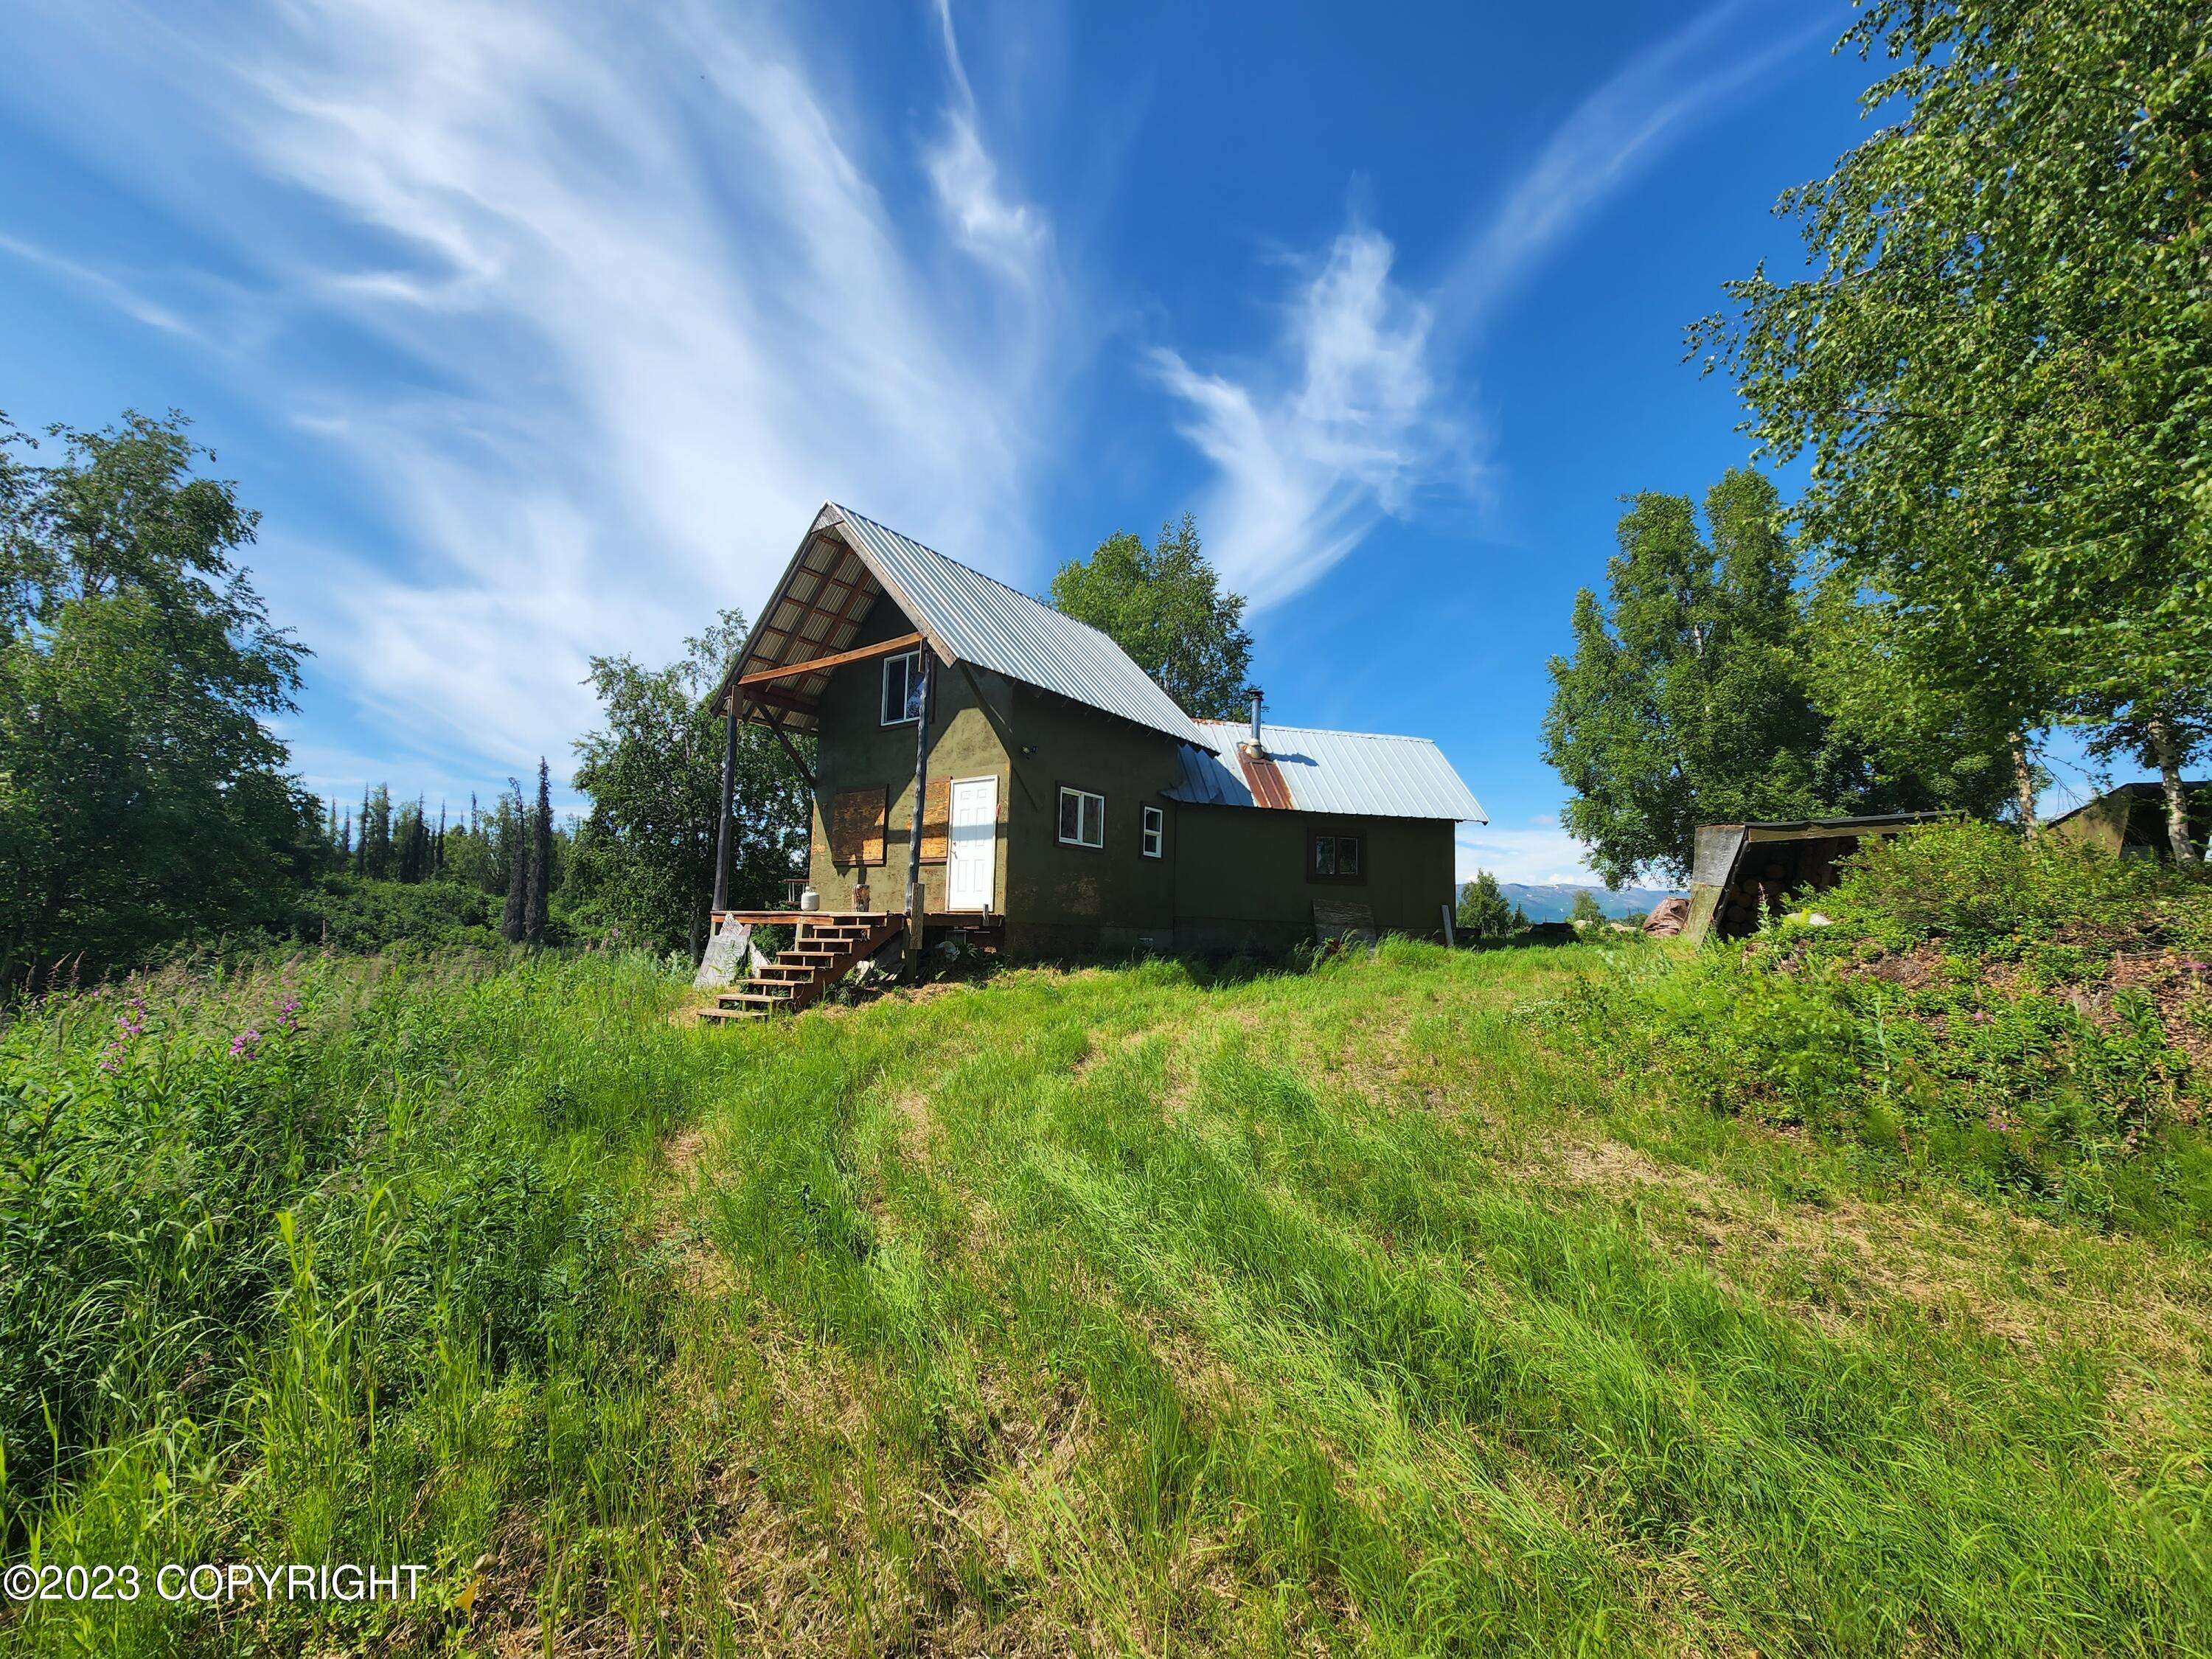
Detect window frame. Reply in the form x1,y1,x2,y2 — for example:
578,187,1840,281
1307,828,1366,885
1057,785,1106,849
879,650,922,726
1140,804,1164,859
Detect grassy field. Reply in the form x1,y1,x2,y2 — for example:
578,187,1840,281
4,933,2210,1655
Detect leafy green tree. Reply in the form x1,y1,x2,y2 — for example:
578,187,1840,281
0,410,313,984
1801,571,2027,832
1544,472,1829,886
1049,515,1255,718
1569,891,1607,927
566,609,808,960
1700,0,2211,811
1545,470,2011,884
1455,871,1517,938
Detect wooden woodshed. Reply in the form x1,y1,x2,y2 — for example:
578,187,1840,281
1681,813,1952,945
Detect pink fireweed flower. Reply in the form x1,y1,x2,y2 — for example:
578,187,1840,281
275,994,302,1031
229,1028,262,1060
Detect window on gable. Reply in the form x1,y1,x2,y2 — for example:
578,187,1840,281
1309,831,1365,883
1141,804,1164,859
880,650,922,726
1058,786,1105,849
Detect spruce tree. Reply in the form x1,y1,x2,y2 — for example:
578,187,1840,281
500,781,528,943
525,759,552,946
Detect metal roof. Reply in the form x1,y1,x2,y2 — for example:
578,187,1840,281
1169,720,1486,823
724,504,1204,746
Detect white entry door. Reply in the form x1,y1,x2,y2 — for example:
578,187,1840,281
947,776,998,911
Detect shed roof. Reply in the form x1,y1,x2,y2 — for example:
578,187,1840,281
1169,720,1486,823
720,504,1203,746
2044,779,2211,830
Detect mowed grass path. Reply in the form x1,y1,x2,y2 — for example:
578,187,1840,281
7,943,2208,1655
630,944,2210,1654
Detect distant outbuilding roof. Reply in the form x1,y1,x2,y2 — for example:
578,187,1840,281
719,504,1204,746
1169,720,1487,823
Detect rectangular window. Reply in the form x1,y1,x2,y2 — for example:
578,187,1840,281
1058,786,1105,849
1309,832,1365,883
880,650,922,726
1141,804,1164,859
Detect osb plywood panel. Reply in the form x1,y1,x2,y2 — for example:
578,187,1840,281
831,787,886,866
920,776,950,863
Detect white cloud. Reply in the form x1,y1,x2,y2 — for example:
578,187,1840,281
1436,0,1832,335
1150,0,1826,610
3,0,1065,777
0,232,201,340
1151,222,1463,608
1454,818,1602,887
924,0,1049,282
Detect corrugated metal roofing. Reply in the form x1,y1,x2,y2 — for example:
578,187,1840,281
1170,720,1486,823
827,506,1206,746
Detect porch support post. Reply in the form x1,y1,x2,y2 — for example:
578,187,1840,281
905,653,934,975
712,696,738,914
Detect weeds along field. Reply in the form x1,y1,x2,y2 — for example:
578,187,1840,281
4,849,2211,1655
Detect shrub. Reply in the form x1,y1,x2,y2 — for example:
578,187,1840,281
1569,824,2212,1233
1804,818,2184,957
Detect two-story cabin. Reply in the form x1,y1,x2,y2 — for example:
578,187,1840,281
701,504,1484,1013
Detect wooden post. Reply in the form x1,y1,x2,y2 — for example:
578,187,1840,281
905,653,933,975
712,698,738,914
1441,902,1455,949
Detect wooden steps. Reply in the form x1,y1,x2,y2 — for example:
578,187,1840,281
700,913,905,1022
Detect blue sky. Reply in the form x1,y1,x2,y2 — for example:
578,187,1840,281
1,0,2031,883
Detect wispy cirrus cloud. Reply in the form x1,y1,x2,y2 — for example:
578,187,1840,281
1153,0,1826,610
1434,0,1834,335
0,0,1067,773
0,232,201,341
925,0,1050,282
1149,223,1460,608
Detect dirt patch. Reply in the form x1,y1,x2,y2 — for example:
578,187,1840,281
664,1123,709,1176
891,1091,936,1166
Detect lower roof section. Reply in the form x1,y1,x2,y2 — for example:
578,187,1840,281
1169,720,1486,823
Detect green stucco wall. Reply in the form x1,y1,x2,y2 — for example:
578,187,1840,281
803,596,1013,916
1170,805,1456,953
998,683,1183,956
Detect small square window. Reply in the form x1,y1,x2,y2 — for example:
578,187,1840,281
1309,832,1364,883
880,651,922,726
1141,804,1164,858
1058,786,1105,848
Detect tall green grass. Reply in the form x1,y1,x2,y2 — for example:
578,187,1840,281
5,934,2210,1653
2,950,700,1651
